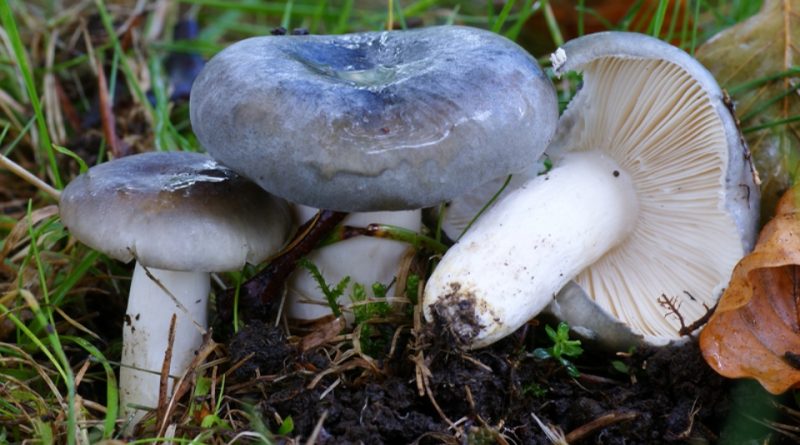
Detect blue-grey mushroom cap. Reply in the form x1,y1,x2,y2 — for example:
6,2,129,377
59,152,293,272
190,26,558,212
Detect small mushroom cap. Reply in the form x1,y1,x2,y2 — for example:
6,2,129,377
190,26,558,212
60,152,293,272
546,32,760,346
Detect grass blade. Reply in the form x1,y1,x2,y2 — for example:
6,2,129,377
0,2,62,189
491,0,517,33
649,0,669,37
64,336,118,439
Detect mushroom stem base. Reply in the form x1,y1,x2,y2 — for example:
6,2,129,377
120,264,209,426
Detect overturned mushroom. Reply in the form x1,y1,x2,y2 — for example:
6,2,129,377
424,32,760,349
59,152,292,423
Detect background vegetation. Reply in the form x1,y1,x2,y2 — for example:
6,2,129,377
4,0,797,443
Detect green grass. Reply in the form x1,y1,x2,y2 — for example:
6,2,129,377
0,0,787,442
0,1,61,189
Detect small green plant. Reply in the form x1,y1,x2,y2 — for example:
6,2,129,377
467,425,503,445
405,274,420,304
242,404,292,445
351,282,393,357
611,346,637,376
299,258,397,356
522,382,548,398
276,416,294,436
611,360,631,375
531,322,583,377
189,375,231,430
298,257,350,318
351,282,392,323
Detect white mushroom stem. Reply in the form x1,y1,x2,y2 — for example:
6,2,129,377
287,206,421,322
120,263,209,425
423,151,639,349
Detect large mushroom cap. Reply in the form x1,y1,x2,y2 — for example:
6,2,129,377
59,152,293,272
190,26,558,212
547,32,760,346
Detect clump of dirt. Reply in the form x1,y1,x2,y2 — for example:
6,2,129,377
427,282,493,348
227,320,297,379
224,317,790,444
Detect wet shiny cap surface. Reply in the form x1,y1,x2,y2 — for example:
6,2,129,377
59,152,293,271
190,26,558,211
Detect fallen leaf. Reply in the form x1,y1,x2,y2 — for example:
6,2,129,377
700,186,800,394
696,0,800,220
520,0,690,54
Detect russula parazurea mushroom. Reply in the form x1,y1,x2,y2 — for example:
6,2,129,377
287,205,420,322
423,32,760,349
189,25,558,212
59,152,292,422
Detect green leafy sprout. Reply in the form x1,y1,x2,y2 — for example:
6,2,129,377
531,322,583,378
298,257,351,318
298,259,423,358
350,281,393,357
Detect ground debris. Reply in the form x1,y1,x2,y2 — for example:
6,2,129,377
220,317,758,444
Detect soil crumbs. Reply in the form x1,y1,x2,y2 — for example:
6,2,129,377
225,320,791,444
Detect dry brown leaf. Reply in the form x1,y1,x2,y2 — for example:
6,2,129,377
700,186,800,394
696,0,800,219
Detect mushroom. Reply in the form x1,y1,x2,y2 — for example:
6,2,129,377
189,25,558,212
59,152,292,423
423,32,760,349
286,205,421,322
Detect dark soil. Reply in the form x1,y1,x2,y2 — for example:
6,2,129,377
224,318,796,444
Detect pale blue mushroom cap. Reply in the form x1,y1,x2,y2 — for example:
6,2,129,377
189,26,558,212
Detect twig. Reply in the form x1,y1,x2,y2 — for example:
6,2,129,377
667,398,701,440
155,314,176,430
136,256,207,335
305,410,329,445
658,292,717,336
217,210,347,323
425,380,455,429
658,293,685,328
96,60,127,158
531,413,567,445
156,334,218,438
564,410,639,443
679,303,717,336
460,354,493,373
300,316,346,352
318,377,341,400
0,153,61,200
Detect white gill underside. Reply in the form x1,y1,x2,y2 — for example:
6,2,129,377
560,58,744,341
